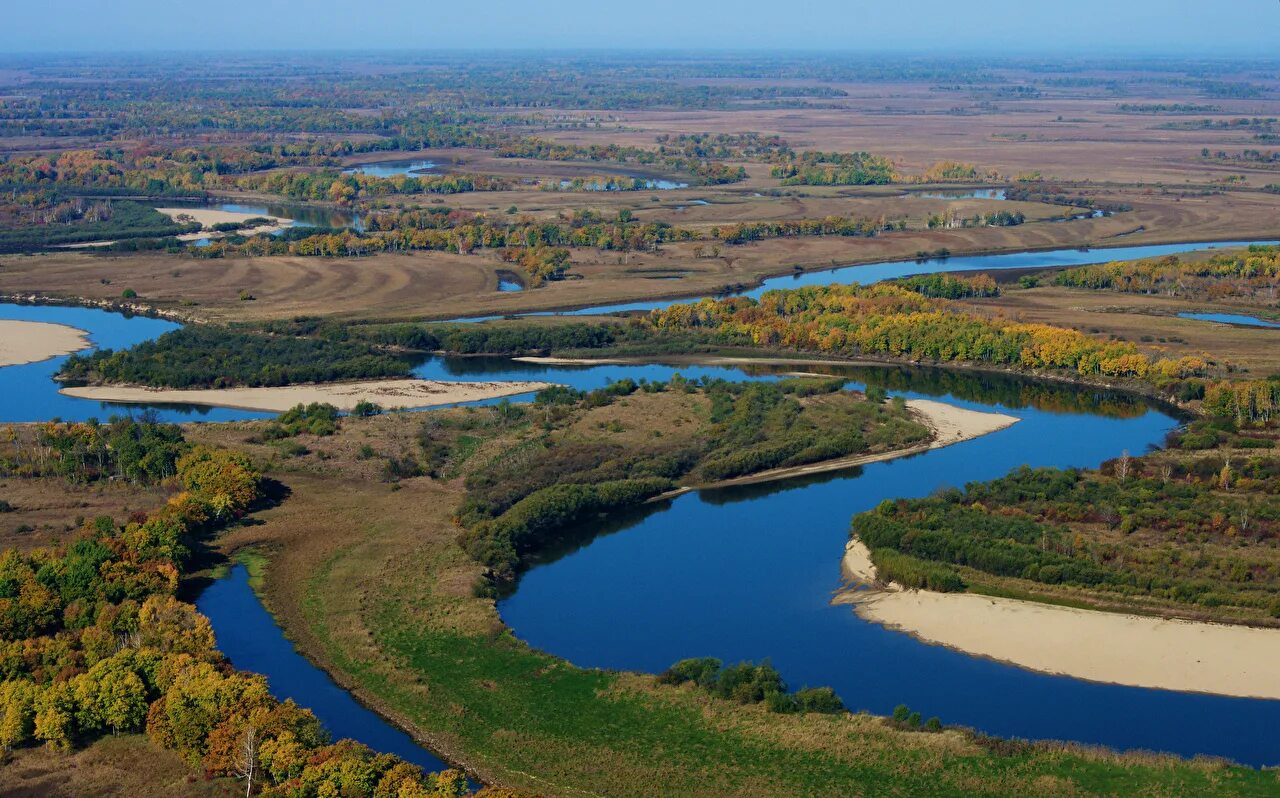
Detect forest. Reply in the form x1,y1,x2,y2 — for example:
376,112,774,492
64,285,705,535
447,376,929,578
1052,245,1280,302
56,327,413,389
645,284,1211,388
850,416,1280,623
0,420,482,795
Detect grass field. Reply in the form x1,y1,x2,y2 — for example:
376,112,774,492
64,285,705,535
184,412,1280,797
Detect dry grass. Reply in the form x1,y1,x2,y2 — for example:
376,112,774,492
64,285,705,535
0,475,168,552
2,735,236,798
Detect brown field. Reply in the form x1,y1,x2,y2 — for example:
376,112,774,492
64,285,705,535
6,72,1280,326
3,734,236,798
0,475,168,552
4,189,1277,324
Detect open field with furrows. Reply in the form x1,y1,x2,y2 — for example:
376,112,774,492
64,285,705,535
181,413,1280,798
3,188,1278,325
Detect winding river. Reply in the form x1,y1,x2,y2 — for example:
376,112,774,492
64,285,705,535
4,237,1280,767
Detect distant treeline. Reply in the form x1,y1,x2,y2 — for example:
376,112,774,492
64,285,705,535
1052,246,1280,304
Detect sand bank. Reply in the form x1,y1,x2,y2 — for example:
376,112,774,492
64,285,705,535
60,379,552,413
0,319,91,366
154,207,294,231
657,399,1018,498
54,208,292,249
839,540,1280,700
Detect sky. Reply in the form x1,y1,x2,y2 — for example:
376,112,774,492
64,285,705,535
1,0,1278,55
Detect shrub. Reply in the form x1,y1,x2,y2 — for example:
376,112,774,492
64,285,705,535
657,657,722,688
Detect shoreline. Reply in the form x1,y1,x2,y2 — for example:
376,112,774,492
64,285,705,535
430,237,1278,323
59,378,553,413
654,398,1019,499
838,541,1280,700
0,319,91,367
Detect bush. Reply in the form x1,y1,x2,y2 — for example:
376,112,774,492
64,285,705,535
658,657,722,688
352,399,384,417
713,661,786,704
120,288,137,299
274,403,340,437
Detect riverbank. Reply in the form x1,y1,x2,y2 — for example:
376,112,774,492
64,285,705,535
0,319,90,366
658,398,1019,497
839,540,1280,700
60,378,552,413
185,408,1280,796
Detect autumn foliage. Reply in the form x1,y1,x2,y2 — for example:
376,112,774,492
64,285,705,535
0,424,478,796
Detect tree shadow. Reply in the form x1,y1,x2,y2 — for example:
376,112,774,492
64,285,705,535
179,477,292,601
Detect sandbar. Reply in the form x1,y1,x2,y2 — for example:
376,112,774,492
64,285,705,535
839,540,1280,699
60,378,552,413
0,319,91,366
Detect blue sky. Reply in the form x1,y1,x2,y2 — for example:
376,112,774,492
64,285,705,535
2,0,1277,54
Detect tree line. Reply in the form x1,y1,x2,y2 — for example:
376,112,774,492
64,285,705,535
57,327,412,390
850,422,1280,622
0,423,486,795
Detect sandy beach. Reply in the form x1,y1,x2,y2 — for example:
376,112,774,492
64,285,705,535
0,319,91,366
839,540,1280,700
60,378,552,413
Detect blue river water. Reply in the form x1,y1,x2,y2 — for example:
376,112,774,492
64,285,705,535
196,564,451,773
343,159,438,179
1179,312,1280,329
499,373,1280,767
5,237,1280,767
910,188,1007,200
456,239,1277,321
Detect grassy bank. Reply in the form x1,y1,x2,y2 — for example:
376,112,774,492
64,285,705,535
194,412,1280,797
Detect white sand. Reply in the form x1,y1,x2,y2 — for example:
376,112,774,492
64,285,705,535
0,319,91,366
60,378,552,413
839,540,1280,699
54,208,293,249
154,207,293,231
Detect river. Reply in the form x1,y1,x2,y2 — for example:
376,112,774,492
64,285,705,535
3,238,1280,767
